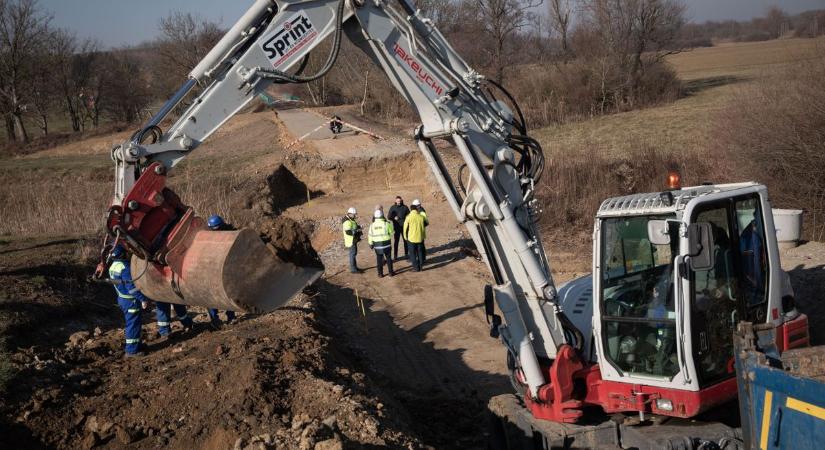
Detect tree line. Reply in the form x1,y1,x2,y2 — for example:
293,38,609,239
4,0,820,149
0,0,219,147
680,6,825,47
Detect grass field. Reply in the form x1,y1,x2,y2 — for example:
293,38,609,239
533,37,825,161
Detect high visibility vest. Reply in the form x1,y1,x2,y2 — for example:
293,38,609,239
368,218,393,249
403,211,427,244
342,218,358,248
109,261,134,299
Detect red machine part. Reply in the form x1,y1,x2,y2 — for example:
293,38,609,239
521,350,741,421
106,162,193,263
523,345,585,423
776,313,809,352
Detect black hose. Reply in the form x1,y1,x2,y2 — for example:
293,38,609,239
457,163,467,195
293,54,311,77
486,78,527,135
130,125,163,145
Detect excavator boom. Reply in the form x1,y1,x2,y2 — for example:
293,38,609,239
105,0,577,420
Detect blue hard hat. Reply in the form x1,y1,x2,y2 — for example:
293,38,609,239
111,244,126,259
207,215,225,230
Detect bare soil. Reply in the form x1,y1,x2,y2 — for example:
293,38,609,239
0,108,514,449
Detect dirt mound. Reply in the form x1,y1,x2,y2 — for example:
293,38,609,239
259,216,323,269
0,238,425,449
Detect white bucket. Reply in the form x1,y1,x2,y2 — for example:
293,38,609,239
773,209,803,250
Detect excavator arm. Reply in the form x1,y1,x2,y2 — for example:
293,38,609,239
105,0,581,411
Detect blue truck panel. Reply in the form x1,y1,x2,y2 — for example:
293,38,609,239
735,322,825,450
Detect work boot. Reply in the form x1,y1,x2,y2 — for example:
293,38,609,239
210,318,224,331
378,273,384,278
124,351,146,358
389,272,396,277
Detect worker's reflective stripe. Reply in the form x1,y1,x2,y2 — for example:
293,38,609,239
786,396,825,420
127,308,140,314
759,390,773,450
157,321,170,327
109,261,126,277
128,288,140,294
178,314,189,321
373,244,391,250
119,293,135,299
125,338,140,344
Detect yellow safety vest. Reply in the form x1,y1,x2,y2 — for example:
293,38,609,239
343,218,358,248
368,218,393,249
109,261,134,299
403,211,427,244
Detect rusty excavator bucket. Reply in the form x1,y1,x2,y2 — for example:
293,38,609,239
132,228,322,313
107,163,323,313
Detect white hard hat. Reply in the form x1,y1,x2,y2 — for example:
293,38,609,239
347,207,357,215
374,209,383,218
411,199,421,206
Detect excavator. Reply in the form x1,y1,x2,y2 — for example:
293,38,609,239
99,1,823,448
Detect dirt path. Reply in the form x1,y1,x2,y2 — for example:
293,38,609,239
277,107,513,442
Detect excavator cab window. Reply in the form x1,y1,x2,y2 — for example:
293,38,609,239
600,215,680,378
734,197,769,312
690,202,741,385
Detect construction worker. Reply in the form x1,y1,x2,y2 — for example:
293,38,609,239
343,207,363,273
330,115,343,134
416,200,429,263
404,201,427,272
368,209,396,278
207,214,237,328
109,244,147,357
388,196,409,261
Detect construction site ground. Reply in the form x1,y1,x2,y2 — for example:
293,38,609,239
2,104,825,449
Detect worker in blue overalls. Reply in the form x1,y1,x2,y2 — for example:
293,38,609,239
206,215,237,329
109,244,147,357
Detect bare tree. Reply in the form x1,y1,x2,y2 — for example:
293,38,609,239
475,0,544,82
30,38,54,135
580,0,685,99
52,29,100,132
0,0,51,142
153,12,223,95
764,6,787,39
102,50,152,124
548,0,573,55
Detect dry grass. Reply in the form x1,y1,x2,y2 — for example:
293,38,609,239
0,172,111,237
537,146,716,236
668,37,825,81
533,37,825,161
713,49,825,240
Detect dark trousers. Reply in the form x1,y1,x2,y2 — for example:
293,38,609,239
409,242,425,271
375,246,394,276
348,244,358,272
208,309,236,323
393,230,407,260
156,302,194,336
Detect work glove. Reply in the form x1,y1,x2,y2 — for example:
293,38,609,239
141,301,150,310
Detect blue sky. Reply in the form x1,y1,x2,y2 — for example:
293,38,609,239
42,0,825,48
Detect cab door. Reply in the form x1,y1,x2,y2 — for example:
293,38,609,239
689,200,745,386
